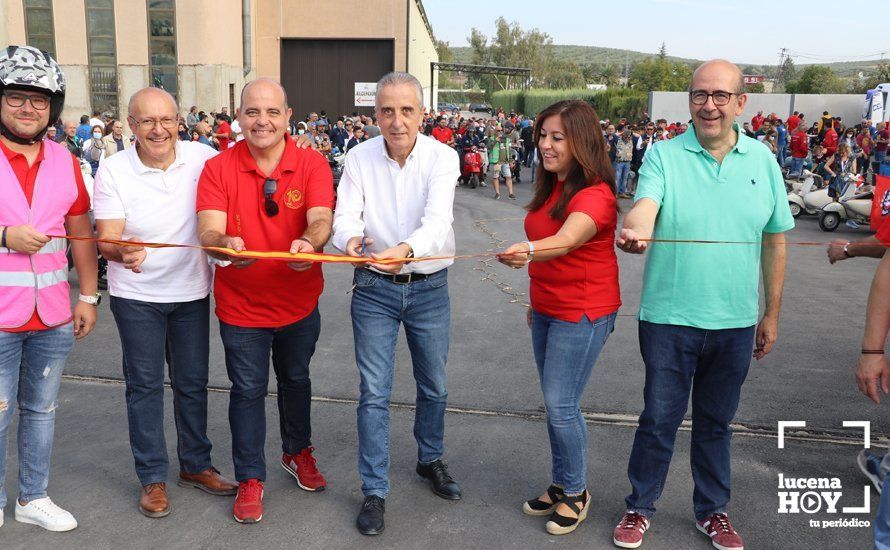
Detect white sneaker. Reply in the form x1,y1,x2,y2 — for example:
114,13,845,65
1,508,4,528
15,497,78,532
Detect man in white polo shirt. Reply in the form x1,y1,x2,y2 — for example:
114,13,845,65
92,87,237,518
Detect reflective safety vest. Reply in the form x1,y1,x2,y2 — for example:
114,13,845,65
0,139,77,329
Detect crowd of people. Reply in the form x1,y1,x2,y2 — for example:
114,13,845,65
6,42,890,550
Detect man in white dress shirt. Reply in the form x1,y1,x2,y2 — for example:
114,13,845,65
332,72,461,536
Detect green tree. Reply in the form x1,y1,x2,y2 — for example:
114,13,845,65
777,56,796,85
746,82,765,93
628,57,692,92
466,17,588,92
784,65,846,94
435,40,454,63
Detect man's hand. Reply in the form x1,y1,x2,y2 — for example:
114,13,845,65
119,238,147,273
286,238,316,272
294,133,315,150
5,225,50,255
856,354,890,404
223,236,255,268
497,242,531,269
827,239,850,264
616,228,648,254
72,301,97,340
369,243,410,274
345,236,373,259
754,313,779,360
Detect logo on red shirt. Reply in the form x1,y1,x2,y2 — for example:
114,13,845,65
284,188,303,209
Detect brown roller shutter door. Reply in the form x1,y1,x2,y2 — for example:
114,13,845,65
280,39,395,118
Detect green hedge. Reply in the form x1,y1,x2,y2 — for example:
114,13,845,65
489,88,648,122
490,89,525,114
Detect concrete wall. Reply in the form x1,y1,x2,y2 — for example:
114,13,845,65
650,91,866,128
175,0,248,113
792,94,866,128
407,0,438,110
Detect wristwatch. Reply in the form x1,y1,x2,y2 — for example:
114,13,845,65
78,293,102,306
399,242,415,258
843,242,852,258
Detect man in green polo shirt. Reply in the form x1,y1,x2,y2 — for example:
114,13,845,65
611,59,794,550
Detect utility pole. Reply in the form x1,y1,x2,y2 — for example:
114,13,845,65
776,47,788,86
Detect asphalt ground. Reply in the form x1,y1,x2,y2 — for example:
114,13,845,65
2,167,886,548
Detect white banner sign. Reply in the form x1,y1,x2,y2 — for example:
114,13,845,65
355,82,377,107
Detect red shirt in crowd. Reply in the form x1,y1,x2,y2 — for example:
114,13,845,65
786,114,800,132
216,120,232,151
0,139,91,333
196,138,334,327
525,180,621,322
822,128,839,156
877,128,890,153
751,114,765,131
431,126,454,145
790,131,809,158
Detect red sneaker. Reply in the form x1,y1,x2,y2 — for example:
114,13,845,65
696,513,744,550
613,511,650,548
281,446,327,492
232,479,264,524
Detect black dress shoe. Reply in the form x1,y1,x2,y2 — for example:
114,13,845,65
356,495,385,535
416,459,462,500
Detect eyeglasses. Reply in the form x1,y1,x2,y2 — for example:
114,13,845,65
128,116,178,130
3,91,50,110
689,90,737,106
263,178,279,217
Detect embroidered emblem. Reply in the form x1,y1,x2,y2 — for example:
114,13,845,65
284,188,303,209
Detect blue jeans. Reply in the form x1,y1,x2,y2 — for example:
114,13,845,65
219,307,320,481
790,157,805,175
109,295,213,486
625,321,755,520
877,483,890,549
531,310,616,495
613,161,631,195
351,268,451,498
0,322,74,508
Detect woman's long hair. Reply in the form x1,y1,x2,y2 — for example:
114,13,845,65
526,100,616,219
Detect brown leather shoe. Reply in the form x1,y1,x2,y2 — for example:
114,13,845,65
178,467,238,496
139,482,171,518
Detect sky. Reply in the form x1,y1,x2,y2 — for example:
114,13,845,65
423,0,881,66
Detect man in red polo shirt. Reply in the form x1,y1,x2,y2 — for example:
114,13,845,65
213,115,231,151
431,116,455,147
196,78,334,524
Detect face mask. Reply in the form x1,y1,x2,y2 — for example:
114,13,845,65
93,132,102,139
298,129,305,135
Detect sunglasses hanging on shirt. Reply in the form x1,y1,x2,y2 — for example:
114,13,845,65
264,178,279,217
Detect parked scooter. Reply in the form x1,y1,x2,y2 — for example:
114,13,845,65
787,170,830,218
462,146,483,189
819,174,872,231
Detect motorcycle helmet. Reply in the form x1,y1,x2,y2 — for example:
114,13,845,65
0,45,66,145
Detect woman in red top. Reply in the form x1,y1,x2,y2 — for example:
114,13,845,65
498,100,621,535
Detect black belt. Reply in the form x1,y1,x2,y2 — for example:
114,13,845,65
363,268,433,284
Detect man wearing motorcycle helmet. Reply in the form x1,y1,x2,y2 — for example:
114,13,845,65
0,45,98,532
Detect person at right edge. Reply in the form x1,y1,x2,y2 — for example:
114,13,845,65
855,207,890,549
613,59,794,550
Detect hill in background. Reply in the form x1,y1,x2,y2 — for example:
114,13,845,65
450,45,883,78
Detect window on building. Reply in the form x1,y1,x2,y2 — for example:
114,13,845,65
85,0,118,116
24,0,56,57
147,0,177,99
